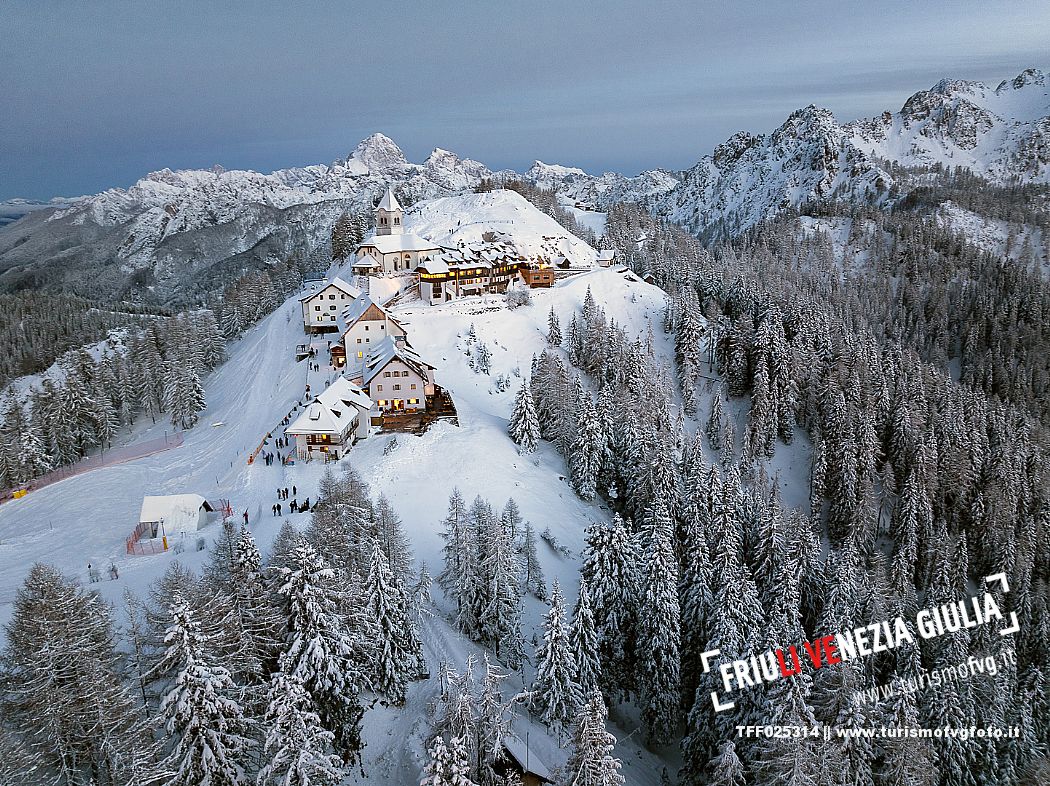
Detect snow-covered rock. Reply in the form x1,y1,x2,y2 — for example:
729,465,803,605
848,68,1050,183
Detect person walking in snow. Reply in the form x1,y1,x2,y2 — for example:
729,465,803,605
277,503,282,516
243,509,249,525
292,485,297,496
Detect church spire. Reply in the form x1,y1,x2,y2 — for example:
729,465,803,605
374,186,404,236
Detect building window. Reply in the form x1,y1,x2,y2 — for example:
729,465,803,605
315,305,321,311
357,351,363,358
384,371,391,377
329,305,336,310
364,325,369,331
329,294,335,300
356,338,362,344
408,398,419,404
394,384,401,391
411,384,417,390
394,216,400,224
377,385,383,391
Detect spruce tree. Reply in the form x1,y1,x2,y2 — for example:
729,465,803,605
159,594,252,786
257,671,345,786
564,690,625,786
547,306,562,347
638,501,681,744
570,577,601,700
365,544,417,705
530,580,583,737
508,381,540,454
421,735,477,786
2,564,159,785
276,542,368,763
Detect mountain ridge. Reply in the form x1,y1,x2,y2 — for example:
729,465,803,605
1,68,1045,300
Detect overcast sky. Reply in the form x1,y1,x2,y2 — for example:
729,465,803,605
1,0,1047,200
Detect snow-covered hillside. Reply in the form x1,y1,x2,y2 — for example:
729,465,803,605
0,266,679,784
406,190,599,267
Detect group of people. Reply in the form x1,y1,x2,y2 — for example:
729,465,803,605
260,451,282,466
271,498,309,516
274,436,289,449
272,485,310,517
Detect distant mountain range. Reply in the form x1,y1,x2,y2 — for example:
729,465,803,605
0,68,1045,303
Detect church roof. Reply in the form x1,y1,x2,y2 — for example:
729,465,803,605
376,187,402,212
356,233,442,255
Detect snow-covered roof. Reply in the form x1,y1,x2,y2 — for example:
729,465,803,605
298,276,361,301
352,252,381,269
596,249,616,261
339,293,402,332
285,377,372,437
362,336,434,386
356,233,442,255
502,735,553,783
376,186,402,212
417,258,449,275
139,494,212,532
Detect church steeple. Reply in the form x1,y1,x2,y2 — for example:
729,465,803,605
374,186,404,236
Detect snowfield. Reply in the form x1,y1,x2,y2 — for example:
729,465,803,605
405,189,599,267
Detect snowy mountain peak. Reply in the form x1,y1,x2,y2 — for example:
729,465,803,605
527,161,589,180
343,133,410,174
996,68,1046,93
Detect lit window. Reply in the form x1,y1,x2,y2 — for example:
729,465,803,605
357,351,363,358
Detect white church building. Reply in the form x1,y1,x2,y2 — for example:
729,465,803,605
352,188,442,275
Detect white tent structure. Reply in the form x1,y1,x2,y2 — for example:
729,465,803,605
138,494,214,539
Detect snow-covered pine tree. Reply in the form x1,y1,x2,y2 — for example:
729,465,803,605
365,544,417,705
520,521,547,600
564,689,625,786
530,580,583,737
508,381,540,454
257,671,345,786
307,464,373,576
706,741,746,786
638,500,681,744
581,516,639,701
277,541,369,763
2,564,160,785
547,306,562,347
159,593,252,786
438,488,478,628
478,510,524,667
421,734,478,786
163,357,206,429
570,577,601,700
569,393,604,501
373,493,412,585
